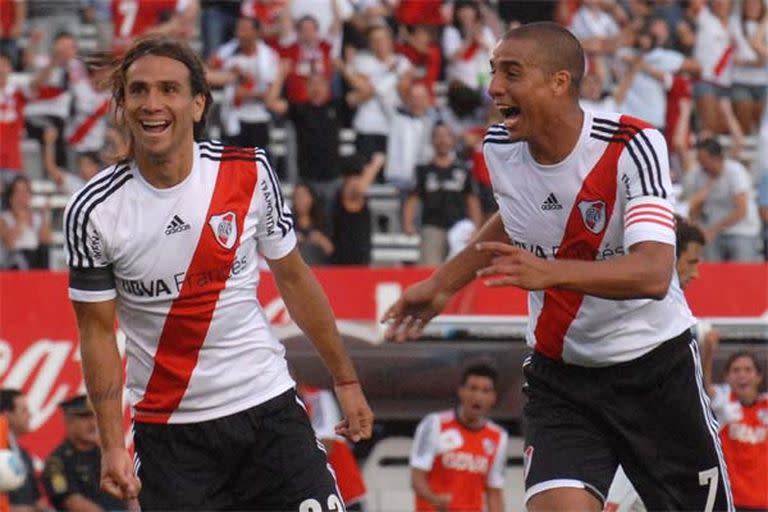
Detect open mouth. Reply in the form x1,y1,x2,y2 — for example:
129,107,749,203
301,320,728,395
140,120,171,134
498,105,521,119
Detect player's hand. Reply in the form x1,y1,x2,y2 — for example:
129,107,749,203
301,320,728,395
476,242,556,290
381,278,452,342
432,493,452,511
333,382,374,443
101,447,141,500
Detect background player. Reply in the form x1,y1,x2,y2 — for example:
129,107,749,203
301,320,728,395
409,363,507,512
64,36,372,511
384,22,732,512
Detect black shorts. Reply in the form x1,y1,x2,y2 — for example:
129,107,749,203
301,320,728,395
133,389,344,511
522,330,734,511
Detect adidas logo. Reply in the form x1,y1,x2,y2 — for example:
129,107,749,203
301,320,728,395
165,215,191,235
541,193,563,210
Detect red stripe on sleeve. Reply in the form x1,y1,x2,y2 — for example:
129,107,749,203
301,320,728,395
532,121,626,360
134,148,259,423
625,217,675,231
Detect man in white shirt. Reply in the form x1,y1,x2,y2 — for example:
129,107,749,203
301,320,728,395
65,36,372,510
384,23,733,512
687,137,762,261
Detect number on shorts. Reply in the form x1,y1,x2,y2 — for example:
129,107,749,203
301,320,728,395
298,495,343,512
117,0,139,37
698,467,718,512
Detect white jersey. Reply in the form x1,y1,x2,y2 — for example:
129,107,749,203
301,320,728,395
483,111,695,366
64,141,297,424
67,79,110,153
693,7,733,86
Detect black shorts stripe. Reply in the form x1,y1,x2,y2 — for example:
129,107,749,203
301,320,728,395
66,164,130,267
255,150,293,236
689,340,735,512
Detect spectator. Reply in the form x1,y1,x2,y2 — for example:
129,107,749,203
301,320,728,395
81,0,112,51
392,0,449,28
111,0,200,54
25,0,82,53
702,342,768,511
332,153,384,265
296,383,367,510
65,65,111,158
278,12,338,105
347,22,412,161
620,23,700,131
292,182,334,265
267,67,342,210
45,149,100,196
0,0,25,70
403,123,482,266
730,0,768,136
442,0,496,91
0,389,44,512
240,0,289,48
0,52,26,184
395,25,442,101
290,0,353,41
200,0,240,58
212,16,279,150
569,0,621,84
384,82,434,194
692,0,744,151
409,364,507,512
579,71,619,113
686,137,761,261
24,31,87,172
0,176,51,270
42,395,129,512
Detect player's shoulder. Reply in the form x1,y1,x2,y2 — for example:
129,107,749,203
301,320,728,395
197,140,265,161
758,391,768,406
65,160,134,216
591,112,663,138
483,418,507,438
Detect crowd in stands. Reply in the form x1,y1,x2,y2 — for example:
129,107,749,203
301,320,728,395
1,0,767,269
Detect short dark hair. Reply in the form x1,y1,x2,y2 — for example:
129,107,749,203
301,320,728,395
239,16,261,31
725,351,763,376
503,21,585,92
675,215,706,257
2,175,30,210
0,389,22,413
110,36,213,157
696,137,723,157
54,31,75,42
461,364,498,387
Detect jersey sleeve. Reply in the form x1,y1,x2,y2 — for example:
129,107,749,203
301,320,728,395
254,151,297,259
618,127,676,249
64,190,116,302
709,383,731,424
486,430,508,489
410,414,439,471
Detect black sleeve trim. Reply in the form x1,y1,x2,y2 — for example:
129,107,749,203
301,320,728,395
69,266,116,291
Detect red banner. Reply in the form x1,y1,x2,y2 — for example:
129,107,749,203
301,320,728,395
1,265,766,461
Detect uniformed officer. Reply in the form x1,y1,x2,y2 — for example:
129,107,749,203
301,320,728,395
42,395,128,512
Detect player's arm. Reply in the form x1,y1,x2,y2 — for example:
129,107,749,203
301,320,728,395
62,493,106,512
486,488,504,512
411,469,450,511
383,212,508,340
700,328,721,398
267,249,373,442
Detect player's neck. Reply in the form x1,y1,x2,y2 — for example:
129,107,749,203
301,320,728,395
135,141,195,189
457,407,486,430
737,390,759,406
527,106,584,166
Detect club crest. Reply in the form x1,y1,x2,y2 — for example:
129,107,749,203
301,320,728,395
578,199,607,234
208,211,238,250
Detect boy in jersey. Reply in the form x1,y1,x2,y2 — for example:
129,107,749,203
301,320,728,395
64,36,373,511
409,364,507,512
704,344,768,510
384,22,733,511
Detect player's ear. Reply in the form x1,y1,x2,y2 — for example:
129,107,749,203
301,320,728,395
192,93,205,123
551,70,571,97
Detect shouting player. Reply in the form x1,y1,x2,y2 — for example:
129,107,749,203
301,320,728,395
409,364,507,512
64,36,372,511
384,22,733,512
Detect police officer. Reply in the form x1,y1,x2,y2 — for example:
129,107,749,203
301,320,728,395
42,395,128,512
